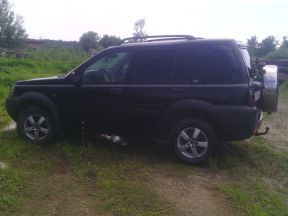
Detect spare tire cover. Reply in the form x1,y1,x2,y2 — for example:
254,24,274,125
262,65,278,112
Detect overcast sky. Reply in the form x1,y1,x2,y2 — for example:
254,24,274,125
12,0,287,43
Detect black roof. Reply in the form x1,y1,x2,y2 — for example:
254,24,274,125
108,38,239,50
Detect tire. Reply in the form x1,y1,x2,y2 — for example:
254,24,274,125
17,107,55,144
170,118,217,164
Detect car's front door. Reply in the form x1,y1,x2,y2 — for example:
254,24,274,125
79,50,134,131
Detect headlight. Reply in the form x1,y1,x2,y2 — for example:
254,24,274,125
9,85,15,96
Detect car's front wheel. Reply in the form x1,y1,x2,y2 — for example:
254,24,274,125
17,107,55,144
170,118,217,164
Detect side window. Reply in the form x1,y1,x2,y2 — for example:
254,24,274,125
174,45,243,84
82,52,132,83
193,44,242,84
174,50,199,84
133,49,176,84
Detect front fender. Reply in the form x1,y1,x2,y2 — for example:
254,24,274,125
6,92,62,134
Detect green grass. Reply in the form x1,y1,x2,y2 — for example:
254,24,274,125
0,168,24,212
279,81,288,103
0,49,87,214
218,181,287,216
55,141,173,215
0,131,174,215
0,134,27,213
208,135,288,215
206,81,288,215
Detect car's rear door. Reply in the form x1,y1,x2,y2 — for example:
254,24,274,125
124,48,177,131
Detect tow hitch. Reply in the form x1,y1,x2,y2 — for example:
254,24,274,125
255,127,270,136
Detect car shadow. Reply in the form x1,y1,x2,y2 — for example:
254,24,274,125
63,131,180,164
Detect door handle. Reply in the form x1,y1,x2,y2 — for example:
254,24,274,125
110,88,122,94
172,88,185,93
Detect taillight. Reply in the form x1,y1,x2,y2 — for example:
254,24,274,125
249,89,256,106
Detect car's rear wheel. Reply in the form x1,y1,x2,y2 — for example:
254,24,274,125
17,107,55,144
170,118,217,164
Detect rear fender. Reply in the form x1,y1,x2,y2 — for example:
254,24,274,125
158,100,219,137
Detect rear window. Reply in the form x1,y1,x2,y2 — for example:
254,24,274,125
240,48,256,76
174,44,244,84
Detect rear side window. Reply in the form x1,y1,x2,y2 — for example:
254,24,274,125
133,49,176,84
174,50,198,84
174,44,243,84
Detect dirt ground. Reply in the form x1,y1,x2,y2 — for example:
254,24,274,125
17,157,235,216
151,170,235,216
14,155,110,216
2,125,237,216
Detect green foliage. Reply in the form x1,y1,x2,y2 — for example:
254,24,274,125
265,48,288,59
0,47,87,128
281,36,288,48
246,35,285,58
99,34,121,48
0,0,27,48
258,36,278,57
79,31,100,52
247,36,258,58
30,47,87,65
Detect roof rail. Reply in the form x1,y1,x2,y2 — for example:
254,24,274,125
119,35,195,44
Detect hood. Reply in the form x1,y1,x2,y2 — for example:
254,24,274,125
15,76,68,85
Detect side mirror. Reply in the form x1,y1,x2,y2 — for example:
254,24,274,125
71,72,81,86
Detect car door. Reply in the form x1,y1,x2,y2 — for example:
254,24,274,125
78,50,134,130
124,48,177,131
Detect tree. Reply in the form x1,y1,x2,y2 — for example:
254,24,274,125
258,36,278,57
79,31,100,52
0,0,27,48
99,35,121,48
133,18,147,40
247,36,259,58
281,36,288,48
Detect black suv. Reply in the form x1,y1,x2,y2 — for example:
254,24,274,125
6,35,278,164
